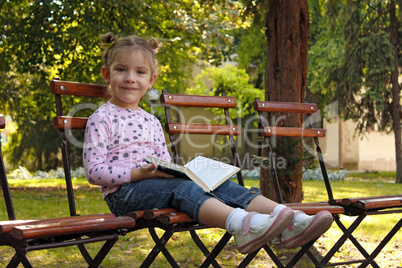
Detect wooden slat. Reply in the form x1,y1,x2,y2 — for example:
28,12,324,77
328,199,344,206
143,208,180,220
262,126,325,138
355,197,402,210
126,210,145,220
50,79,108,98
161,94,236,108
341,194,402,206
11,216,136,240
285,202,333,207
0,115,5,129
0,220,37,234
254,101,318,114
158,212,195,225
166,123,241,136
53,116,88,130
0,214,116,234
286,203,345,215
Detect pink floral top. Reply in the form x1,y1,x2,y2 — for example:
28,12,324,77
83,101,171,198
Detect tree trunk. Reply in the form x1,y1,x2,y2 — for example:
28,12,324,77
390,0,402,184
261,0,309,202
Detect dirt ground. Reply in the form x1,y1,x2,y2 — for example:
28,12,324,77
221,230,401,267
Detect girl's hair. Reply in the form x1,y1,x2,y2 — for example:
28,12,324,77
100,32,159,74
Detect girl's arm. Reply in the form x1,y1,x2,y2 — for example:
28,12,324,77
130,163,174,182
83,113,173,186
127,116,174,182
83,114,132,186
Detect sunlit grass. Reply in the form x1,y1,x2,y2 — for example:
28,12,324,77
6,177,90,188
0,175,401,267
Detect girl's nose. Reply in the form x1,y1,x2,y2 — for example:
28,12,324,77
125,72,136,83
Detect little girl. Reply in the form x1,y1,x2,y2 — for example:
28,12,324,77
83,32,333,254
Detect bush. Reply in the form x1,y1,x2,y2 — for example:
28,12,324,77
8,166,33,180
302,168,348,181
7,167,86,179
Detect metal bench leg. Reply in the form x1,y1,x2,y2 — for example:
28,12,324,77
358,218,402,268
77,243,93,264
191,230,222,268
320,215,378,267
7,250,32,268
88,235,119,268
285,239,323,268
140,227,177,268
237,248,260,268
335,216,379,267
198,231,235,268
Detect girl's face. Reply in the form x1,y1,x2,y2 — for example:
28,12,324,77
101,48,157,110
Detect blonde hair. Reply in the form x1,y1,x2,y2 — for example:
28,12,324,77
100,32,159,75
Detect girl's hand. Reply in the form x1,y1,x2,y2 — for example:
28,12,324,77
130,163,174,182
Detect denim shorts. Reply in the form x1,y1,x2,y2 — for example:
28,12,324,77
104,178,261,222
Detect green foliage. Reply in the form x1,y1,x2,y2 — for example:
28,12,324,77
327,0,401,133
186,65,264,124
307,0,346,108
0,0,246,170
235,0,269,89
235,27,266,89
307,0,401,134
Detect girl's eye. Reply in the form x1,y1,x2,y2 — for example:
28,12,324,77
137,70,146,75
116,67,125,72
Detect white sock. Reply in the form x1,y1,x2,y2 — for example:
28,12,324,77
273,204,287,215
225,208,271,234
225,208,247,233
293,210,310,223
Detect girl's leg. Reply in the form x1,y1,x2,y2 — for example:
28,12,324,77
245,194,280,214
198,198,234,228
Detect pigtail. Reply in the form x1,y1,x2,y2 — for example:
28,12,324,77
100,32,117,68
149,38,159,54
101,32,117,49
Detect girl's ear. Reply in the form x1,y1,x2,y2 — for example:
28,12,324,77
101,66,111,84
148,73,158,89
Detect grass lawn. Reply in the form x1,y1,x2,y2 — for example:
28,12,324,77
0,175,401,267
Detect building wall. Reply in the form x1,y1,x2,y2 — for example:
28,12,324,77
322,119,340,168
358,131,396,171
323,118,396,171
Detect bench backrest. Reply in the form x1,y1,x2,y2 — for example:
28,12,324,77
253,98,334,203
50,78,108,216
0,115,16,220
160,90,244,186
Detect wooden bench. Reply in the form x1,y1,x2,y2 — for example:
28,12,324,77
156,90,244,267
0,114,136,267
155,94,344,268
48,78,401,266
254,99,402,267
51,78,249,267
51,79,218,267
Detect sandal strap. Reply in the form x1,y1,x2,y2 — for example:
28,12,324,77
242,212,258,235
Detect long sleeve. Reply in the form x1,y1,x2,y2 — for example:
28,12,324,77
83,108,132,188
83,102,171,198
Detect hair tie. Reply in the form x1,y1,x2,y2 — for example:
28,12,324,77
153,48,157,53
106,40,115,49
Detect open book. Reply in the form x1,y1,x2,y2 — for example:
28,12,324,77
145,155,241,192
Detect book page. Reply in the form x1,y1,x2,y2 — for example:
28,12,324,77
184,156,240,190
